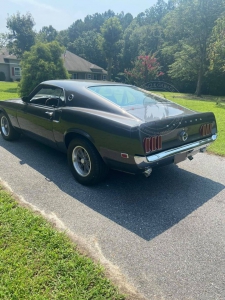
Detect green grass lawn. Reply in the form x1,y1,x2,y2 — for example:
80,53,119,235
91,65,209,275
0,81,19,100
0,186,125,299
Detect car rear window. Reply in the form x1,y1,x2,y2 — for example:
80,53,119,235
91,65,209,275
88,85,169,107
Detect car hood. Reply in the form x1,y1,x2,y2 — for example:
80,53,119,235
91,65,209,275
123,102,194,122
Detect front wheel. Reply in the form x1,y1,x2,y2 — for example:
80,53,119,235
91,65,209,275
68,138,108,185
0,113,20,141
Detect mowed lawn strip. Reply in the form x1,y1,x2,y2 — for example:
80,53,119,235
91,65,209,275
0,186,125,300
0,82,19,100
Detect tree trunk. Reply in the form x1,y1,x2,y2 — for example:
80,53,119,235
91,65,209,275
107,57,113,81
195,66,203,97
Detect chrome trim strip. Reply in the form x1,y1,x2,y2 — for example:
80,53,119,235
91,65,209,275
134,134,217,166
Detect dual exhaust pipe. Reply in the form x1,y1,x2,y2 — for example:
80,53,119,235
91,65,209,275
143,145,208,177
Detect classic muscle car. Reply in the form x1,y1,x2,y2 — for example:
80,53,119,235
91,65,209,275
0,80,217,185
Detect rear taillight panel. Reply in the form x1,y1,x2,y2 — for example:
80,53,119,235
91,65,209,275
200,123,212,136
144,136,162,153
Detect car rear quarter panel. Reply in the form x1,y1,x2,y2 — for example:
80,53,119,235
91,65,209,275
53,107,144,171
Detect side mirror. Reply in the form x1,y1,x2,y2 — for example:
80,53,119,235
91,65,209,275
22,96,29,102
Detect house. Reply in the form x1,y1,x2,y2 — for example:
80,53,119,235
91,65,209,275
0,49,107,81
63,50,107,80
0,48,21,81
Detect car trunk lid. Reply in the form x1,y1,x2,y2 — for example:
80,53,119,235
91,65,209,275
124,103,217,154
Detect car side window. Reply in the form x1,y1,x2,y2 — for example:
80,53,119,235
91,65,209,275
30,86,65,107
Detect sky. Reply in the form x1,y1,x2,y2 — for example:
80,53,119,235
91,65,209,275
0,0,157,33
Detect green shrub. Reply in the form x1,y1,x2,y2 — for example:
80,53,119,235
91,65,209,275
18,41,69,96
0,71,6,81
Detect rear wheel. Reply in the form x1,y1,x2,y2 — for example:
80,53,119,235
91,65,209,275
68,138,108,185
0,113,20,141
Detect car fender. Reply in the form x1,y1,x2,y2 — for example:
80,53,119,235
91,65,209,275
0,107,7,115
0,108,13,125
64,128,95,148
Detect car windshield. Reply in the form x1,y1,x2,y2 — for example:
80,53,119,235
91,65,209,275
88,85,168,107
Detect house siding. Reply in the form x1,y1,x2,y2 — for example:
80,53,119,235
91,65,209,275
8,59,21,81
0,64,10,81
0,58,21,81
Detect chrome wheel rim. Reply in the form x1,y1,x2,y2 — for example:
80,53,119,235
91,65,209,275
1,116,9,136
72,146,91,177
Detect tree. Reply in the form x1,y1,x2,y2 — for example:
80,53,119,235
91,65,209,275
37,25,58,43
122,20,140,71
124,54,164,86
56,29,69,47
98,17,123,80
135,0,175,26
0,33,7,50
6,12,36,57
145,0,170,24
68,30,106,69
163,0,225,96
18,41,69,96
117,12,133,30
209,15,225,72
121,19,165,78
67,19,86,42
202,15,225,95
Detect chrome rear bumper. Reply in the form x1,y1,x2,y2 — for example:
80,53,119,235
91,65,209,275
134,134,217,168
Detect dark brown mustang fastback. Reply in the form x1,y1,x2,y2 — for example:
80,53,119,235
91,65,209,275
0,80,217,185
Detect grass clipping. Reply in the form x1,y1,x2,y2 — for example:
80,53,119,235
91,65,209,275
0,185,126,299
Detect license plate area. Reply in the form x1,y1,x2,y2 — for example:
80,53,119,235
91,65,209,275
174,152,187,164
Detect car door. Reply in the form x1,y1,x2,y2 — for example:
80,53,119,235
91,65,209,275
17,85,65,148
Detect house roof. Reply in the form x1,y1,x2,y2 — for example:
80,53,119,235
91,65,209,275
62,50,107,74
0,48,19,63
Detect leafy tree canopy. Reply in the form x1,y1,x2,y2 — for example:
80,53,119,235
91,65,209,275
209,15,225,73
6,12,36,57
68,30,106,69
0,33,7,50
162,0,225,96
98,17,123,80
19,41,69,96
124,54,164,86
37,25,58,43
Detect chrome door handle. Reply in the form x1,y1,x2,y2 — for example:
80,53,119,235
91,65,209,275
45,112,53,117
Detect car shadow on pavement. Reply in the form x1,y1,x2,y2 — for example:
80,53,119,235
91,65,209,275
1,135,224,241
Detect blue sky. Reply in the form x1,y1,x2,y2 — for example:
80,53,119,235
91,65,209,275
0,0,157,33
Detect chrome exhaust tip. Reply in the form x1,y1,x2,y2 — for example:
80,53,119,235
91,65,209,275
143,168,152,178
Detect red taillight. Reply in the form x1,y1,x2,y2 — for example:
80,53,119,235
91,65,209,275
144,136,162,153
200,123,212,136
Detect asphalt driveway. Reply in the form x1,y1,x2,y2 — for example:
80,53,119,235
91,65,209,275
0,135,225,299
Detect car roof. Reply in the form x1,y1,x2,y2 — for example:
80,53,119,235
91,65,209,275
42,80,129,90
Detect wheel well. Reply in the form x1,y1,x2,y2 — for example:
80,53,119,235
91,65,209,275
65,132,92,149
64,132,106,163
0,110,7,117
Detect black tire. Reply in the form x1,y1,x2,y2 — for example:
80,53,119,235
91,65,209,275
68,138,108,185
0,113,20,141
